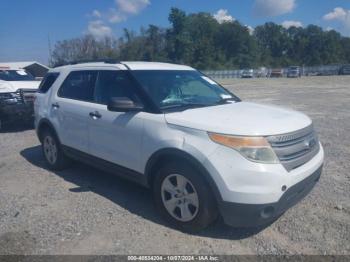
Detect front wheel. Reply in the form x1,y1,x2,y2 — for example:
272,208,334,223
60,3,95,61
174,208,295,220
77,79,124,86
153,162,218,232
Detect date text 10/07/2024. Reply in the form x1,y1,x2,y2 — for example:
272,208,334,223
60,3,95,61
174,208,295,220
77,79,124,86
127,256,219,261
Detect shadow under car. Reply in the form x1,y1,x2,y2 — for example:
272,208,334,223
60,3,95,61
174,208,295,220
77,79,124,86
20,145,271,239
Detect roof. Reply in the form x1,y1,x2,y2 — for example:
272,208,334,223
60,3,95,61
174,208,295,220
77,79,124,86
52,61,195,71
122,62,194,71
0,61,49,70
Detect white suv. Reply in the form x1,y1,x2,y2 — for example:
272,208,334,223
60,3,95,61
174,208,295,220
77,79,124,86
0,66,40,128
34,61,324,232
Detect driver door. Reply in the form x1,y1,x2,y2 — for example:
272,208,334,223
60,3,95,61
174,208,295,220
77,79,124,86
88,70,144,173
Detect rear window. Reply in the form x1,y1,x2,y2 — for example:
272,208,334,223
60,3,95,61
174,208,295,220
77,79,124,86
38,73,60,93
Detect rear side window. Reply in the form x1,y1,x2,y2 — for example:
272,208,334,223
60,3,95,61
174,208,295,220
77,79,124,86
58,71,97,102
38,73,60,93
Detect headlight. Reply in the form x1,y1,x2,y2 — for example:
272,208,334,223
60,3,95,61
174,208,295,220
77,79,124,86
208,133,279,164
0,93,12,99
0,92,21,104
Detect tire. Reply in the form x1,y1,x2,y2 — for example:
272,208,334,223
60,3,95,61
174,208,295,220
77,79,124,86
153,162,218,233
41,129,71,171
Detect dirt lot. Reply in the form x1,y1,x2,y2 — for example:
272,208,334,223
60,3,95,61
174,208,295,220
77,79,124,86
0,76,349,255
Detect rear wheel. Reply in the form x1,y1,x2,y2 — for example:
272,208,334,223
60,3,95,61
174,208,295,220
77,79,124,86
153,162,218,232
41,129,71,170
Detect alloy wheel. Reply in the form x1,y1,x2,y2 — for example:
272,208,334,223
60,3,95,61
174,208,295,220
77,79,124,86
43,135,57,165
161,174,199,222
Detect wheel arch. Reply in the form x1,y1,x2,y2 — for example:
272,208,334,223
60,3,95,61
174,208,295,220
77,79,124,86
37,118,61,144
145,148,223,202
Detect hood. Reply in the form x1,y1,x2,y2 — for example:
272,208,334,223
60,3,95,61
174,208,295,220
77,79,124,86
0,80,40,93
165,102,312,136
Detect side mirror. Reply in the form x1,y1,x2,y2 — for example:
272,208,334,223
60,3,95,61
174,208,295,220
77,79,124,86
107,97,144,112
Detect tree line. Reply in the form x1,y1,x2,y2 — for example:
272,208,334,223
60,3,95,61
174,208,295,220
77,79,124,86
50,8,350,69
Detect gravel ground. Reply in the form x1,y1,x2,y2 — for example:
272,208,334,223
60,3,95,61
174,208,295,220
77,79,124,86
0,76,349,255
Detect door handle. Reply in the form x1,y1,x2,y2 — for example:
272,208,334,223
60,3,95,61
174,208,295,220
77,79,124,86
52,103,60,109
89,111,102,119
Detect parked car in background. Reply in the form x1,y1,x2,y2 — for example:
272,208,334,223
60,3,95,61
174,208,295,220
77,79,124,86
0,66,41,129
339,65,350,75
35,61,324,232
241,69,254,78
256,67,268,78
305,71,319,76
287,66,301,78
270,68,284,78
0,61,49,80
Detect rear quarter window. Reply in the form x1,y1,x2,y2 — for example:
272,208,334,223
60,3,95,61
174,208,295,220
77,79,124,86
38,73,60,93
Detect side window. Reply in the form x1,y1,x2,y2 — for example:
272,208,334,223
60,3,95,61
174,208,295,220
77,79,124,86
38,72,60,93
94,71,141,105
58,71,97,102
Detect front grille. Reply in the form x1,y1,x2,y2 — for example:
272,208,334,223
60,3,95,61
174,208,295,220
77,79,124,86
14,90,24,104
18,89,37,104
267,125,320,172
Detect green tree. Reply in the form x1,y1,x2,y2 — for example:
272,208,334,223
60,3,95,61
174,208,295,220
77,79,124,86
341,37,350,63
50,8,350,69
254,22,292,67
166,8,189,63
216,21,258,68
50,35,119,67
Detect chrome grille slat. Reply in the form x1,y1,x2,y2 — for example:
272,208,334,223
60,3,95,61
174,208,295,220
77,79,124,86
268,125,320,172
271,132,315,147
268,125,314,143
272,134,315,157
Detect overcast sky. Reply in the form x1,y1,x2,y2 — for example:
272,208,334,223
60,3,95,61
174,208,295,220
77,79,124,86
0,0,349,64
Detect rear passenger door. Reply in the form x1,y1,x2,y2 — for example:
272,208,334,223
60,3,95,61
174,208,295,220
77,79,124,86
51,70,98,153
88,70,144,172
35,72,60,127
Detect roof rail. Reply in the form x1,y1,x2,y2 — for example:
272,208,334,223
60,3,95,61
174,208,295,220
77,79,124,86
54,58,120,67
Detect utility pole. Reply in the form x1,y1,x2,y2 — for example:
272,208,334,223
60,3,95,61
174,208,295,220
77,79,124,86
48,34,52,66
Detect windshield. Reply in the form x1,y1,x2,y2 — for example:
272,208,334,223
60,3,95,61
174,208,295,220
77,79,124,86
0,70,35,81
132,70,239,110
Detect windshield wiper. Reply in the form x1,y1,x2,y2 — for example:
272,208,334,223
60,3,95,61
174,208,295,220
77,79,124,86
161,102,211,110
216,97,237,105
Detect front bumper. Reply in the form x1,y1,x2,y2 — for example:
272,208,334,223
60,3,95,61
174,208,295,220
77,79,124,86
0,89,36,123
0,102,34,123
219,165,322,227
